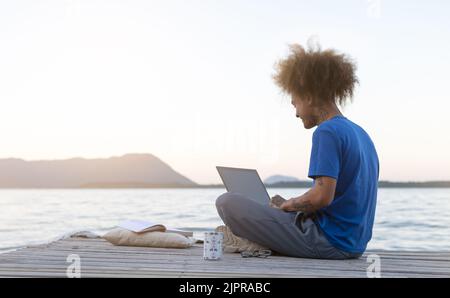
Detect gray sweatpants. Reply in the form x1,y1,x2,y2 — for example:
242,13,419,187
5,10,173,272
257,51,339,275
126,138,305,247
216,192,362,260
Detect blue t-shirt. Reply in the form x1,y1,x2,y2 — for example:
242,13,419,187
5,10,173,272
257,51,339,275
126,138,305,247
308,115,379,254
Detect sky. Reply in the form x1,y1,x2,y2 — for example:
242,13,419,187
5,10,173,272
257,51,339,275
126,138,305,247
1,0,450,184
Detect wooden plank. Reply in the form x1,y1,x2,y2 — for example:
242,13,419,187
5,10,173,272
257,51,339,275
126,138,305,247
0,254,449,276
3,252,449,273
46,239,450,259
2,254,448,272
0,267,447,278
0,263,445,278
1,258,447,277
3,251,449,272
0,237,449,278
36,239,450,263
5,249,449,272
19,240,450,261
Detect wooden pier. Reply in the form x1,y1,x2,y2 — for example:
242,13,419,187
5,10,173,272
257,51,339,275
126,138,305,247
0,236,449,278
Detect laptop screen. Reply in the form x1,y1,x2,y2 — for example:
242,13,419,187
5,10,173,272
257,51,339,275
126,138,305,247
216,166,271,204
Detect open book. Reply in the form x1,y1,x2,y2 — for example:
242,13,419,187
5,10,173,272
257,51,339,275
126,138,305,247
118,220,193,237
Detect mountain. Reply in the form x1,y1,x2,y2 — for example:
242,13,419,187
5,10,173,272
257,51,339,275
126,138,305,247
264,175,301,185
2,155,450,188
0,153,197,188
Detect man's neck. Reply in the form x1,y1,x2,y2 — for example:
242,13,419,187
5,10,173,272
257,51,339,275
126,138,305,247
316,105,343,126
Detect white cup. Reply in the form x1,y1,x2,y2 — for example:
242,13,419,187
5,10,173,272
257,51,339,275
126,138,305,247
203,231,223,260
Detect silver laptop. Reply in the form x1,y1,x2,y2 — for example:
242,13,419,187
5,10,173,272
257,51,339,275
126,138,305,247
216,166,270,205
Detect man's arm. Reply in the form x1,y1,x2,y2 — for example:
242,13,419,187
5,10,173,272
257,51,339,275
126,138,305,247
279,176,337,213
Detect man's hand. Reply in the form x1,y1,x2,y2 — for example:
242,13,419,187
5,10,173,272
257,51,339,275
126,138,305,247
279,176,337,213
279,197,312,212
269,195,286,209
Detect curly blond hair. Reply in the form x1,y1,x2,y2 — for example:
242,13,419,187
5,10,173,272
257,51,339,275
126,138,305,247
273,43,358,106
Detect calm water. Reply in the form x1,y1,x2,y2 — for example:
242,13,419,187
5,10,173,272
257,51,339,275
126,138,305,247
1,188,450,253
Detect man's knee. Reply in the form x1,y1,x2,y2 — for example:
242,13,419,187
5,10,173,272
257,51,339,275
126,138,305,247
216,192,244,212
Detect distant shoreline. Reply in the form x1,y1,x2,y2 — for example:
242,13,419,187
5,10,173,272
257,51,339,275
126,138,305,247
3,154,450,189
1,180,450,189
